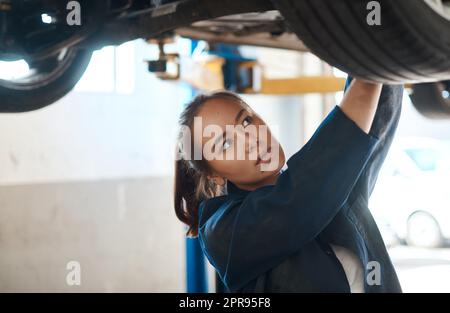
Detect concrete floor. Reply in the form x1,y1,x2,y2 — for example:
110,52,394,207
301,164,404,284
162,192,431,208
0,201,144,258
389,246,450,292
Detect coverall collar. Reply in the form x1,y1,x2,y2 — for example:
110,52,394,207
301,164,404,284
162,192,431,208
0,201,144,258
226,169,285,198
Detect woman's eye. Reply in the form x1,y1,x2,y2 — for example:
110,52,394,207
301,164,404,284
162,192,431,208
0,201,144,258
242,116,253,127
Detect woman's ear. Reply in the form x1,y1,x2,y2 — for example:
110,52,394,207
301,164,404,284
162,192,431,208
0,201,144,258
207,174,226,187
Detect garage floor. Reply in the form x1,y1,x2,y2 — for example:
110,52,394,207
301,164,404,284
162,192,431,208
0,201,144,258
390,246,450,292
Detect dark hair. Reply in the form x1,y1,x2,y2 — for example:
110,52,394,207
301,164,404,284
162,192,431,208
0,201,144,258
174,90,247,237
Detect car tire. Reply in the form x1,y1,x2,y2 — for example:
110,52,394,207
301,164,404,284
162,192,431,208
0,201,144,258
272,0,450,83
407,211,444,248
410,80,450,119
0,48,92,113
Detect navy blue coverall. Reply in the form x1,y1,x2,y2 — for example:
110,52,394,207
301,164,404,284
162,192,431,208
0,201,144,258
198,76,404,293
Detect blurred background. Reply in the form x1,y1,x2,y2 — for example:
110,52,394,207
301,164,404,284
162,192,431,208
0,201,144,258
0,38,449,292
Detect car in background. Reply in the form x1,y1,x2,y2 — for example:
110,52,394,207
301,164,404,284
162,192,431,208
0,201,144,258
0,0,449,113
370,137,450,248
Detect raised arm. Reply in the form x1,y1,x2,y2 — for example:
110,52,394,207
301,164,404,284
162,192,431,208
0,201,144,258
344,76,404,204
339,78,382,134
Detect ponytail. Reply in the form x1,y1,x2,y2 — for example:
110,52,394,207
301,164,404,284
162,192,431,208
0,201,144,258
174,157,201,237
173,155,224,237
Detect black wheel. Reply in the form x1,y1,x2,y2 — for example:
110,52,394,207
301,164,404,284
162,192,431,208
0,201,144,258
272,0,450,83
0,48,92,113
410,80,450,119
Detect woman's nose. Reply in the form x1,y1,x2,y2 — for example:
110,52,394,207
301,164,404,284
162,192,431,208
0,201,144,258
244,131,259,153
234,130,258,155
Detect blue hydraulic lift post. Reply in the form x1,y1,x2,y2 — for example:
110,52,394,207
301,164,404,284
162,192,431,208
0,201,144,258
186,237,207,292
185,39,208,293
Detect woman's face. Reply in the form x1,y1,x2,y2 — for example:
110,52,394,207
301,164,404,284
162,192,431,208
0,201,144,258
195,97,286,191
